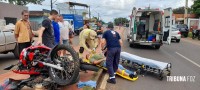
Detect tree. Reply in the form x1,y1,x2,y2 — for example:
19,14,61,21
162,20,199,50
114,17,129,26
191,0,200,17
0,0,44,6
173,6,192,14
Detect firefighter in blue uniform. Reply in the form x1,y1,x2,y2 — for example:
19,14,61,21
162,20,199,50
101,22,123,84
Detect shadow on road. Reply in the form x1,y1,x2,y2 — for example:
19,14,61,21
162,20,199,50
0,53,16,62
130,45,157,50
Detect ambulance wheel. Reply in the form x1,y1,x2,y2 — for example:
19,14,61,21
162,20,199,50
154,45,160,49
129,43,136,48
176,39,180,43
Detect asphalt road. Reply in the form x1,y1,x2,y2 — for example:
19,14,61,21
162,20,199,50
106,33,200,90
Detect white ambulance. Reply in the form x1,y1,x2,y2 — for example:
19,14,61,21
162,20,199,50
127,7,173,49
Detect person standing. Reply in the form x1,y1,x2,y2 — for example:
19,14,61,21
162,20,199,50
37,10,58,48
52,16,60,45
58,15,72,46
15,10,33,55
96,21,104,45
101,22,123,84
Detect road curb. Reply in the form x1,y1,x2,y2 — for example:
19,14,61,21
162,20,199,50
82,69,103,90
96,72,109,90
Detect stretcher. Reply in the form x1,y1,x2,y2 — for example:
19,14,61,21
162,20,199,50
120,52,172,80
83,54,138,81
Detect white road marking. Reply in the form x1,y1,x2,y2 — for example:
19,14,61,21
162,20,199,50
176,52,200,68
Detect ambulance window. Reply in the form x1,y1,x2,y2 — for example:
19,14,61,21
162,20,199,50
165,16,170,28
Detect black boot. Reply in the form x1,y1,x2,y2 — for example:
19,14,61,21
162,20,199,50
107,78,116,84
129,74,138,78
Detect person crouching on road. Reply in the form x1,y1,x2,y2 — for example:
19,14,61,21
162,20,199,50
101,22,123,84
79,29,98,59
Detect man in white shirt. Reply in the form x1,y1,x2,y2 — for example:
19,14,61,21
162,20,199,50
58,15,72,45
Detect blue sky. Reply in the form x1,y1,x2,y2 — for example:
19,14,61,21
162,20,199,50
27,0,194,22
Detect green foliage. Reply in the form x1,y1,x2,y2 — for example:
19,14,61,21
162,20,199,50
114,17,129,26
0,0,44,6
191,0,200,16
173,6,192,14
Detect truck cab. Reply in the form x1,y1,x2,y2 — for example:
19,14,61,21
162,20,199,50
127,7,172,49
62,14,84,35
0,19,18,58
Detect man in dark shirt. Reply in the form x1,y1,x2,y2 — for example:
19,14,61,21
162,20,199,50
37,10,58,48
101,22,123,84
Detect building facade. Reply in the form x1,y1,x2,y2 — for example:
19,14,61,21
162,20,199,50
0,2,28,25
29,9,50,30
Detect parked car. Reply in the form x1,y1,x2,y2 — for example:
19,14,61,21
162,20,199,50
0,21,18,58
171,25,181,42
176,24,189,37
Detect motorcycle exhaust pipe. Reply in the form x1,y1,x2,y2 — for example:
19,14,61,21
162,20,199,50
42,62,64,71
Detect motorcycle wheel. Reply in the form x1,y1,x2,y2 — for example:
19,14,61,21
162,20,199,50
49,44,80,86
69,74,80,85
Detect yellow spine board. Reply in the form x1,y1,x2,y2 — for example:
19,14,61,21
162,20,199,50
84,55,138,81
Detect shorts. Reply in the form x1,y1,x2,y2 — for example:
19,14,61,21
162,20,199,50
63,40,69,46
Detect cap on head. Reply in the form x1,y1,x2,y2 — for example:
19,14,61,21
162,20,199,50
107,22,114,29
89,30,97,39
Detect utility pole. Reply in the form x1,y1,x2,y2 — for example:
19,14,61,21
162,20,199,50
89,6,91,20
184,0,188,24
98,13,100,21
50,0,53,10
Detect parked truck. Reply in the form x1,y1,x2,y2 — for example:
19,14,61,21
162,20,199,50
0,19,18,58
127,7,173,49
62,14,84,35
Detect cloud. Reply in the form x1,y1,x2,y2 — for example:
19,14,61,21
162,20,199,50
27,0,194,22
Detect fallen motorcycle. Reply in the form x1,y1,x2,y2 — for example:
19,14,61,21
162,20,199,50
3,44,99,90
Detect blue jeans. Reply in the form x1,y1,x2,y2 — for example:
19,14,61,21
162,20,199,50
63,40,69,46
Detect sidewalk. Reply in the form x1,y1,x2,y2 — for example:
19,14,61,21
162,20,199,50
0,45,102,90
182,38,200,46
